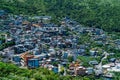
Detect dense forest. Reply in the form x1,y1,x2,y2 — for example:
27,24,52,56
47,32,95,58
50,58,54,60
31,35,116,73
0,62,101,80
0,0,120,32
0,62,120,80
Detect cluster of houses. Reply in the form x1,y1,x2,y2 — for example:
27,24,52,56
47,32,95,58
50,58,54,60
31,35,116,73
0,10,120,79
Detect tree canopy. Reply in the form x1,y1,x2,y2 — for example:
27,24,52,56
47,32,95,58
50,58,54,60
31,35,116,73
0,0,120,32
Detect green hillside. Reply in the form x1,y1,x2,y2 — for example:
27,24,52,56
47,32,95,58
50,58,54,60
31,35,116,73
0,62,97,80
0,62,120,80
0,0,120,32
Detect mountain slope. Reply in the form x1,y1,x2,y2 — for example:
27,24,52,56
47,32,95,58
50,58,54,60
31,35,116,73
0,0,120,32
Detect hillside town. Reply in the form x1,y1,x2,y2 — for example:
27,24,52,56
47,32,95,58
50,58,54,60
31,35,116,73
0,10,120,80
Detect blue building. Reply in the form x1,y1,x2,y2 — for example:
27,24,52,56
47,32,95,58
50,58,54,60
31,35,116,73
0,40,2,45
0,10,5,16
109,58,116,62
13,55,21,63
63,52,68,59
52,67,58,73
86,67,94,75
27,58,39,68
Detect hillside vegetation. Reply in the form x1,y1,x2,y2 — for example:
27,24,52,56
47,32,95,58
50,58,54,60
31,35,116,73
0,62,120,80
0,62,97,80
0,0,120,32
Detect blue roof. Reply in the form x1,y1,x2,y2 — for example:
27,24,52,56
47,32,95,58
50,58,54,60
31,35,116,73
52,67,58,73
0,10,5,13
28,59,39,68
89,61,98,65
33,16,51,19
0,10,6,16
109,58,116,62
65,16,70,20
43,23,57,27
